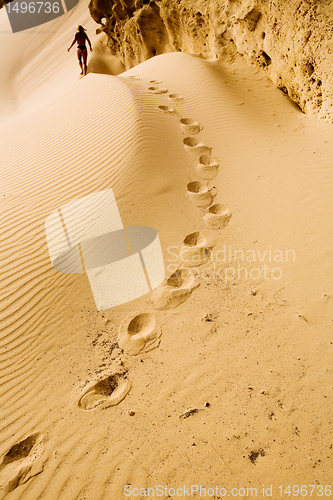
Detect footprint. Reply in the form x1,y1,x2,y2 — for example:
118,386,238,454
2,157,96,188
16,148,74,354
197,155,219,180
150,79,163,84
203,204,232,230
180,118,202,135
0,433,45,492
151,269,200,310
148,86,168,94
118,312,161,355
129,75,140,80
183,137,212,158
169,93,184,103
78,371,131,410
186,180,217,208
180,232,215,267
157,105,176,113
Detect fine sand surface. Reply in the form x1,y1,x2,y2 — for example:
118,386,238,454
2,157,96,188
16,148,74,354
0,2,332,499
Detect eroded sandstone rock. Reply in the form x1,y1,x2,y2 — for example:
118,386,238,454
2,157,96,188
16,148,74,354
88,0,333,121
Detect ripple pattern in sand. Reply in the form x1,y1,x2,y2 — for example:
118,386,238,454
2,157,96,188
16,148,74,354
0,54,279,500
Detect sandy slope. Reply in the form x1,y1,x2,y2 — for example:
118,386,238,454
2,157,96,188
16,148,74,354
0,2,332,499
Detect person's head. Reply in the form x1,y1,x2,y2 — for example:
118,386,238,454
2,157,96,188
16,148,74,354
77,25,86,33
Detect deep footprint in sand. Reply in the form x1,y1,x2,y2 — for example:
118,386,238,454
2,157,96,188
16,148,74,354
180,118,202,135
186,180,217,208
149,86,168,94
150,79,163,84
203,203,232,229
118,312,161,355
151,269,200,310
157,105,176,114
197,155,219,180
180,231,215,267
183,137,212,158
169,93,184,103
0,433,45,492
78,372,131,410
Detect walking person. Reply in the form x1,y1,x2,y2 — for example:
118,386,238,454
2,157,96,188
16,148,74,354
68,25,93,76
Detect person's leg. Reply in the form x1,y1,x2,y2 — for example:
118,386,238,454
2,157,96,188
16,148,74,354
82,48,88,76
77,48,83,75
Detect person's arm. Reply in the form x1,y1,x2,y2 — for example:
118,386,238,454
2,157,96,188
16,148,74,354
67,37,76,52
86,35,93,51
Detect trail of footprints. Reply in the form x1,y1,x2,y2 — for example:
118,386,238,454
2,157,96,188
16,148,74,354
75,78,233,412
0,76,233,493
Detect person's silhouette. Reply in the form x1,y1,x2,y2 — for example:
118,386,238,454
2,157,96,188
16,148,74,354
68,25,93,76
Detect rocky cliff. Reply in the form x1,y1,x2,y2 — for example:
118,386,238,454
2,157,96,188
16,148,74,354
88,0,333,121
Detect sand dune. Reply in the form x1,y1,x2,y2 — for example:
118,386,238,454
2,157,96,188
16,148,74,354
0,2,332,498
